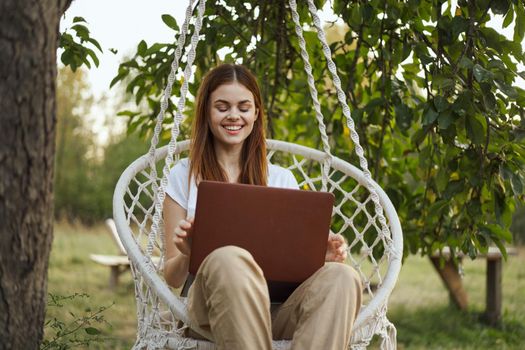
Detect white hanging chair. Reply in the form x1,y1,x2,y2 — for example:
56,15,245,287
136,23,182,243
113,0,403,349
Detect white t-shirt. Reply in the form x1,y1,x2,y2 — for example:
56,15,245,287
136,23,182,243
166,158,299,217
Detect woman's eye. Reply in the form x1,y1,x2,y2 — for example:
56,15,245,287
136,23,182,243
239,109,249,113
217,108,228,112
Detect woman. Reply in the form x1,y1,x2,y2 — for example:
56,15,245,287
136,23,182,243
163,64,362,350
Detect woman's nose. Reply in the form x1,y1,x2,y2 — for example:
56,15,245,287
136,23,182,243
227,113,240,120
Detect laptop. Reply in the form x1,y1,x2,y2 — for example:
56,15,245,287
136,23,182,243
188,180,334,303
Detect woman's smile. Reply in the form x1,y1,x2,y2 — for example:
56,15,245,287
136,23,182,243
208,82,258,149
222,124,244,134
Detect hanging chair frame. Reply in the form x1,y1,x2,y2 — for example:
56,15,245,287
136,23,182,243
112,0,403,348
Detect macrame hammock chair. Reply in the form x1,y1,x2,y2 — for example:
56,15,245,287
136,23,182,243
113,0,403,349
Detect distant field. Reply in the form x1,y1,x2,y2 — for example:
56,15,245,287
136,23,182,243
46,223,525,349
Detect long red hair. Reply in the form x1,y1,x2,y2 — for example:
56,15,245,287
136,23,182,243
189,64,267,186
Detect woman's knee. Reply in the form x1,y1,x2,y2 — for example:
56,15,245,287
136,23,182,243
200,246,259,279
204,245,253,267
317,263,362,291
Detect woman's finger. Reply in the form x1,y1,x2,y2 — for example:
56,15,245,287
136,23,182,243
332,239,343,248
180,220,191,230
176,230,187,238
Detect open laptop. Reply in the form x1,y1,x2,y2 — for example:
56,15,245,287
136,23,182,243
188,180,334,303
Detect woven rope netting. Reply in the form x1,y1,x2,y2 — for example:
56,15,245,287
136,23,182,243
113,0,403,349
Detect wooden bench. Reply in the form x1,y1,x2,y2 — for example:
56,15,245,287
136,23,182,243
90,253,131,290
90,219,161,290
430,246,518,325
89,219,131,290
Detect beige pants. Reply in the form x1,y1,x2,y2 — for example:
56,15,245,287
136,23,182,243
187,246,362,350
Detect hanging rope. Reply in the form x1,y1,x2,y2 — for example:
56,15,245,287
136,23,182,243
303,0,395,249
147,0,207,260
144,0,197,257
288,0,332,191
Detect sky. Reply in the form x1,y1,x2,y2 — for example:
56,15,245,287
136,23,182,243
60,0,193,143
59,1,524,143
60,0,189,98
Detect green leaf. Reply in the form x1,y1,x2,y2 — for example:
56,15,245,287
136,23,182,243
433,75,455,89
511,173,523,195
440,123,457,145
412,127,428,146
60,50,75,70
438,110,454,129
482,89,497,111
423,106,439,125
495,80,518,99
465,114,487,144
161,14,179,31
428,200,449,218
473,64,492,83
145,43,167,56
482,223,513,243
85,327,101,335
362,3,374,22
450,16,469,38
73,16,87,23
493,238,508,260
87,37,103,52
364,98,384,112
137,40,147,57
452,90,473,116
86,48,99,67
348,5,362,27
502,6,514,28
480,83,497,111
71,24,90,41
459,57,473,69
436,168,450,192
490,0,510,15
514,4,525,43
117,110,140,117
394,103,413,131
110,71,128,88
487,59,506,70
434,96,449,112
444,180,465,199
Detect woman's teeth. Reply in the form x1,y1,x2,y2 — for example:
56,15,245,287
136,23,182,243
224,125,242,131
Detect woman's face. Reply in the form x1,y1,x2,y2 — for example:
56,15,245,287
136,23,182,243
208,82,258,150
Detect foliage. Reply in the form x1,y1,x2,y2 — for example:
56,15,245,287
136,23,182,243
54,67,98,222
42,293,111,350
59,16,102,71
54,67,149,224
94,131,151,218
112,0,525,258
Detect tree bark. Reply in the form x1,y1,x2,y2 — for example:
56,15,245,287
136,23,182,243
0,0,72,348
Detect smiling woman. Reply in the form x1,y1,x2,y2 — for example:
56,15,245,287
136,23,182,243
188,64,268,186
208,83,258,163
161,64,361,350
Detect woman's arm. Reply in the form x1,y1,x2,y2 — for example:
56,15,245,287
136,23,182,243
163,196,192,288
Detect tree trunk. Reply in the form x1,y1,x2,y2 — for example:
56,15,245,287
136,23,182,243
0,0,71,348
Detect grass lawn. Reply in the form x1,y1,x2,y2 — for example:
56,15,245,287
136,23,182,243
46,222,525,349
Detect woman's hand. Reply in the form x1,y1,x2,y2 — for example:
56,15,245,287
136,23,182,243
173,217,194,257
325,233,348,263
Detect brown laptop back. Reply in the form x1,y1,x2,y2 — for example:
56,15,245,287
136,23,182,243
189,181,334,301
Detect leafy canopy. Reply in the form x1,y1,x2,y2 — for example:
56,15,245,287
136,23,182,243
111,0,525,259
